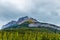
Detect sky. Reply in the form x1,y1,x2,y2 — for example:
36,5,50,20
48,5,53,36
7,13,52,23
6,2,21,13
0,0,60,29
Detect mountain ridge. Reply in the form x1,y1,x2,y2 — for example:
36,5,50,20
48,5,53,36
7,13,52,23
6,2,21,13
1,16,60,31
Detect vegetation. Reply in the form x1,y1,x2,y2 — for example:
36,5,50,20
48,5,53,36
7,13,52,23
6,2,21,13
0,28,60,40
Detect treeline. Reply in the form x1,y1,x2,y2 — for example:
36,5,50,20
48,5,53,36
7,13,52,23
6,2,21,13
0,30,60,40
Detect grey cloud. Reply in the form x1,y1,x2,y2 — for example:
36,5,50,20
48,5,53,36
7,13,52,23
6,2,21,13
0,0,60,27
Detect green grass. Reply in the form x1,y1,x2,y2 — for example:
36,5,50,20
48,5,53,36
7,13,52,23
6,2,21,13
0,28,60,40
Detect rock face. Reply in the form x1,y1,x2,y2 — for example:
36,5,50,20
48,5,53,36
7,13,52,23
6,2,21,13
17,16,29,23
1,16,60,30
2,21,17,29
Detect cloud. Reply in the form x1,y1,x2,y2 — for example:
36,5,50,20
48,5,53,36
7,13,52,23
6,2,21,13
0,0,60,28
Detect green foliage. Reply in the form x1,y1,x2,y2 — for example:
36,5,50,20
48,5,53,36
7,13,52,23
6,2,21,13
0,28,60,40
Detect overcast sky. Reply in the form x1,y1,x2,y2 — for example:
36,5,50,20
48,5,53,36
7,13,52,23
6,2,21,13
0,0,60,29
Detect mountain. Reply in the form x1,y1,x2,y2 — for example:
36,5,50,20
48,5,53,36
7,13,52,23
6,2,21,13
2,21,17,29
1,16,60,32
2,16,38,29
